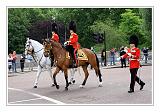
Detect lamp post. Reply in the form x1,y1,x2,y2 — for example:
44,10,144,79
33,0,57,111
104,31,107,66
50,16,56,39
65,22,67,41
47,25,48,39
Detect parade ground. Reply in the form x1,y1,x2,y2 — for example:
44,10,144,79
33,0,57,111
8,65,152,105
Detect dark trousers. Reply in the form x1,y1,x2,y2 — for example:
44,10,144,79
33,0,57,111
101,57,105,66
129,68,144,90
65,45,75,60
8,65,12,71
20,62,24,72
144,55,148,63
120,58,126,68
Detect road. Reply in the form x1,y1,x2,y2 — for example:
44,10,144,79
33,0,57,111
8,65,152,105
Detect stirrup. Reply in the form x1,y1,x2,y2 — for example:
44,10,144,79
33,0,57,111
72,62,77,68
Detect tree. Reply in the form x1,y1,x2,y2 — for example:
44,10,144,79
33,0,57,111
119,9,144,36
90,19,126,50
138,8,152,48
8,8,30,53
8,8,152,53
119,9,148,48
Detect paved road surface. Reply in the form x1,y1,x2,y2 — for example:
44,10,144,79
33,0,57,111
8,66,152,105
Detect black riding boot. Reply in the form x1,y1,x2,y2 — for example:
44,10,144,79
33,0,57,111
128,88,134,93
72,59,77,68
140,83,145,90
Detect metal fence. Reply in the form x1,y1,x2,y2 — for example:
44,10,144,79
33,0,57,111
8,51,152,69
97,51,152,66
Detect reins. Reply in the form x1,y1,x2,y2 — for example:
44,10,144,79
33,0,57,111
27,43,44,68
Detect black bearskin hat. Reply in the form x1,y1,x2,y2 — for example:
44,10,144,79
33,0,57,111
52,22,58,34
69,21,76,33
129,34,139,47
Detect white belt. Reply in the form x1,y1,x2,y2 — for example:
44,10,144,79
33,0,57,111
129,59,140,61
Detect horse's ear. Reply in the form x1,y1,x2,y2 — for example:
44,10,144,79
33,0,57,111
27,38,30,41
45,38,49,42
42,39,44,42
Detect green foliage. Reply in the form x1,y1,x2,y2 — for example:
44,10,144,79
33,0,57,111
93,44,104,53
8,8,152,53
90,19,127,50
8,8,30,53
119,9,152,49
119,9,144,35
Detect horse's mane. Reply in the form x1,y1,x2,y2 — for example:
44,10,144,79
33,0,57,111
51,41,63,49
30,39,43,49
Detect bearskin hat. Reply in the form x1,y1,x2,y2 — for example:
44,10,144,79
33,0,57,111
129,34,139,47
52,22,58,34
69,21,76,33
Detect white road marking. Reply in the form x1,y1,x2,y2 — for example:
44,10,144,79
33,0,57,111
9,98,42,104
9,88,65,104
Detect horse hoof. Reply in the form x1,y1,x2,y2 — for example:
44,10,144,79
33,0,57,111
79,85,84,88
33,86,37,88
56,85,60,89
65,87,68,91
72,80,75,84
69,80,75,85
98,82,103,87
51,84,55,87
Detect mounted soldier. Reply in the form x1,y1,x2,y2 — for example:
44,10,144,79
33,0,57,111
50,22,60,66
50,22,59,43
64,21,80,67
42,21,102,90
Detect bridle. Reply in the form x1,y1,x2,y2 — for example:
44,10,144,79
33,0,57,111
43,41,63,57
25,41,44,65
26,42,43,54
43,41,52,57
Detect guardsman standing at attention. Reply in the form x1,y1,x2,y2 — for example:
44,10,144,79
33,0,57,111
50,22,59,43
65,21,80,67
121,34,145,93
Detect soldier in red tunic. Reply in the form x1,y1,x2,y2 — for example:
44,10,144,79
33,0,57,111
64,21,80,67
49,23,59,67
121,34,145,93
50,23,59,43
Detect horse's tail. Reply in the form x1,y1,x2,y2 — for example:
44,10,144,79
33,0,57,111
94,53,100,68
94,53,102,82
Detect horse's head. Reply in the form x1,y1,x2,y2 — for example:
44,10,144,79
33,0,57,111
42,39,52,57
43,38,63,57
25,38,34,55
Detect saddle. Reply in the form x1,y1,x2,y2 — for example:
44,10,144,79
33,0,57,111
66,49,88,61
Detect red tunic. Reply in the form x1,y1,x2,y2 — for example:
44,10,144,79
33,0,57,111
122,47,140,69
69,33,80,49
51,33,59,42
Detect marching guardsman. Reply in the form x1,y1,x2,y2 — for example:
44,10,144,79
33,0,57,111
64,21,80,67
121,34,145,93
50,22,59,43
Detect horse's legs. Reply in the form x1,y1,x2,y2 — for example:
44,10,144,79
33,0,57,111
93,66,103,87
53,67,60,89
34,65,42,88
64,69,69,90
69,68,75,84
47,65,55,87
80,65,89,88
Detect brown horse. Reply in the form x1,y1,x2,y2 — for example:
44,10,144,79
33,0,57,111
43,39,102,90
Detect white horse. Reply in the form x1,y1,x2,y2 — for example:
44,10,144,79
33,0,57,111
25,38,75,88
25,38,55,88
